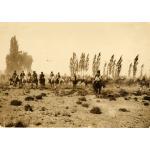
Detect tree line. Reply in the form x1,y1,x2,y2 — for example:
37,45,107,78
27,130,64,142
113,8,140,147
69,52,145,79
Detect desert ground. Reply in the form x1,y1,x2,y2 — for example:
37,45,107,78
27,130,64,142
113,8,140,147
0,83,150,128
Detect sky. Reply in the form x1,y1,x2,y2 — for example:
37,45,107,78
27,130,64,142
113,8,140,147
0,22,150,76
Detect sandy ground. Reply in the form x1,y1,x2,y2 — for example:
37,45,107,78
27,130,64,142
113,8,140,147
0,84,150,128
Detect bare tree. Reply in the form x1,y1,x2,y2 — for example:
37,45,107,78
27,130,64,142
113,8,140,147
92,54,97,77
116,56,123,78
128,63,132,78
112,60,116,79
92,52,101,77
85,54,89,74
140,64,144,79
69,52,78,76
133,55,139,79
108,54,114,78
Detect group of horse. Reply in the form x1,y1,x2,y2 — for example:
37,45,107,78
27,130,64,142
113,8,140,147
9,74,65,88
7,73,106,96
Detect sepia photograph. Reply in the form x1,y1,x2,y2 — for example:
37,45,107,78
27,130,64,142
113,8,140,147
0,22,150,128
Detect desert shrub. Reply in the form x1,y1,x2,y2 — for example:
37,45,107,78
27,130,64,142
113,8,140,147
143,96,150,101
90,107,102,114
24,104,33,111
36,95,42,100
41,107,46,111
82,103,89,108
62,112,71,117
5,121,27,128
15,121,27,127
119,89,129,97
133,90,142,96
119,108,129,112
35,122,42,126
41,93,47,97
143,102,149,106
76,101,82,105
5,122,14,127
78,96,86,101
108,95,117,101
25,96,34,101
65,106,69,109
10,100,22,106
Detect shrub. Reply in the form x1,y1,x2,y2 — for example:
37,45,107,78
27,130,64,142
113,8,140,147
10,100,22,106
24,104,33,111
90,107,102,114
25,96,34,101
78,96,87,101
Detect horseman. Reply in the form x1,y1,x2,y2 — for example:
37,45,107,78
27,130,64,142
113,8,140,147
56,72,61,84
26,72,32,85
94,70,102,81
49,71,55,87
50,71,54,76
72,73,77,88
11,70,19,86
32,71,38,87
93,70,104,96
19,71,26,87
12,70,17,80
39,72,45,87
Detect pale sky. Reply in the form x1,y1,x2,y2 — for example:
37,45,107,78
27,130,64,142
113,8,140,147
0,23,150,76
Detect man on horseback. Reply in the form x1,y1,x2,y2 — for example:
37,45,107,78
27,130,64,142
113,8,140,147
72,73,77,89
27,72,32,82
11,70,19,86
39,72,45,87
19,71,26,87
31,71,38,88
49,71,55,88
93,70,104,97
56,72,61,84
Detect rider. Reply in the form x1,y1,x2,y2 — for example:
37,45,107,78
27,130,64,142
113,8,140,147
94,70,102,82
26,72,32,83
39,72,45,86
12,70,17,80
27,72,32,77
56,72,61,79
50,71,54,77
32,71,38,79
20,71,25,80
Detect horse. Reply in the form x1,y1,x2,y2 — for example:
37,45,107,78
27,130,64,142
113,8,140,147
93,79,106,97
9,76,20,87
39,76,45,87
19,78,27,88
31,76,38,88
48,76,55,88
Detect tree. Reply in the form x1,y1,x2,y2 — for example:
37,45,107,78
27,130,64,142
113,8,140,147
92,52,101,77
133,55,139,79
128,63,132,78
112,60,116,79
92,54,97,77
140,64,144,79
85,54,89,73
116,56,123,78
69,52,78,76
5,36,33,74
108,54,114,78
